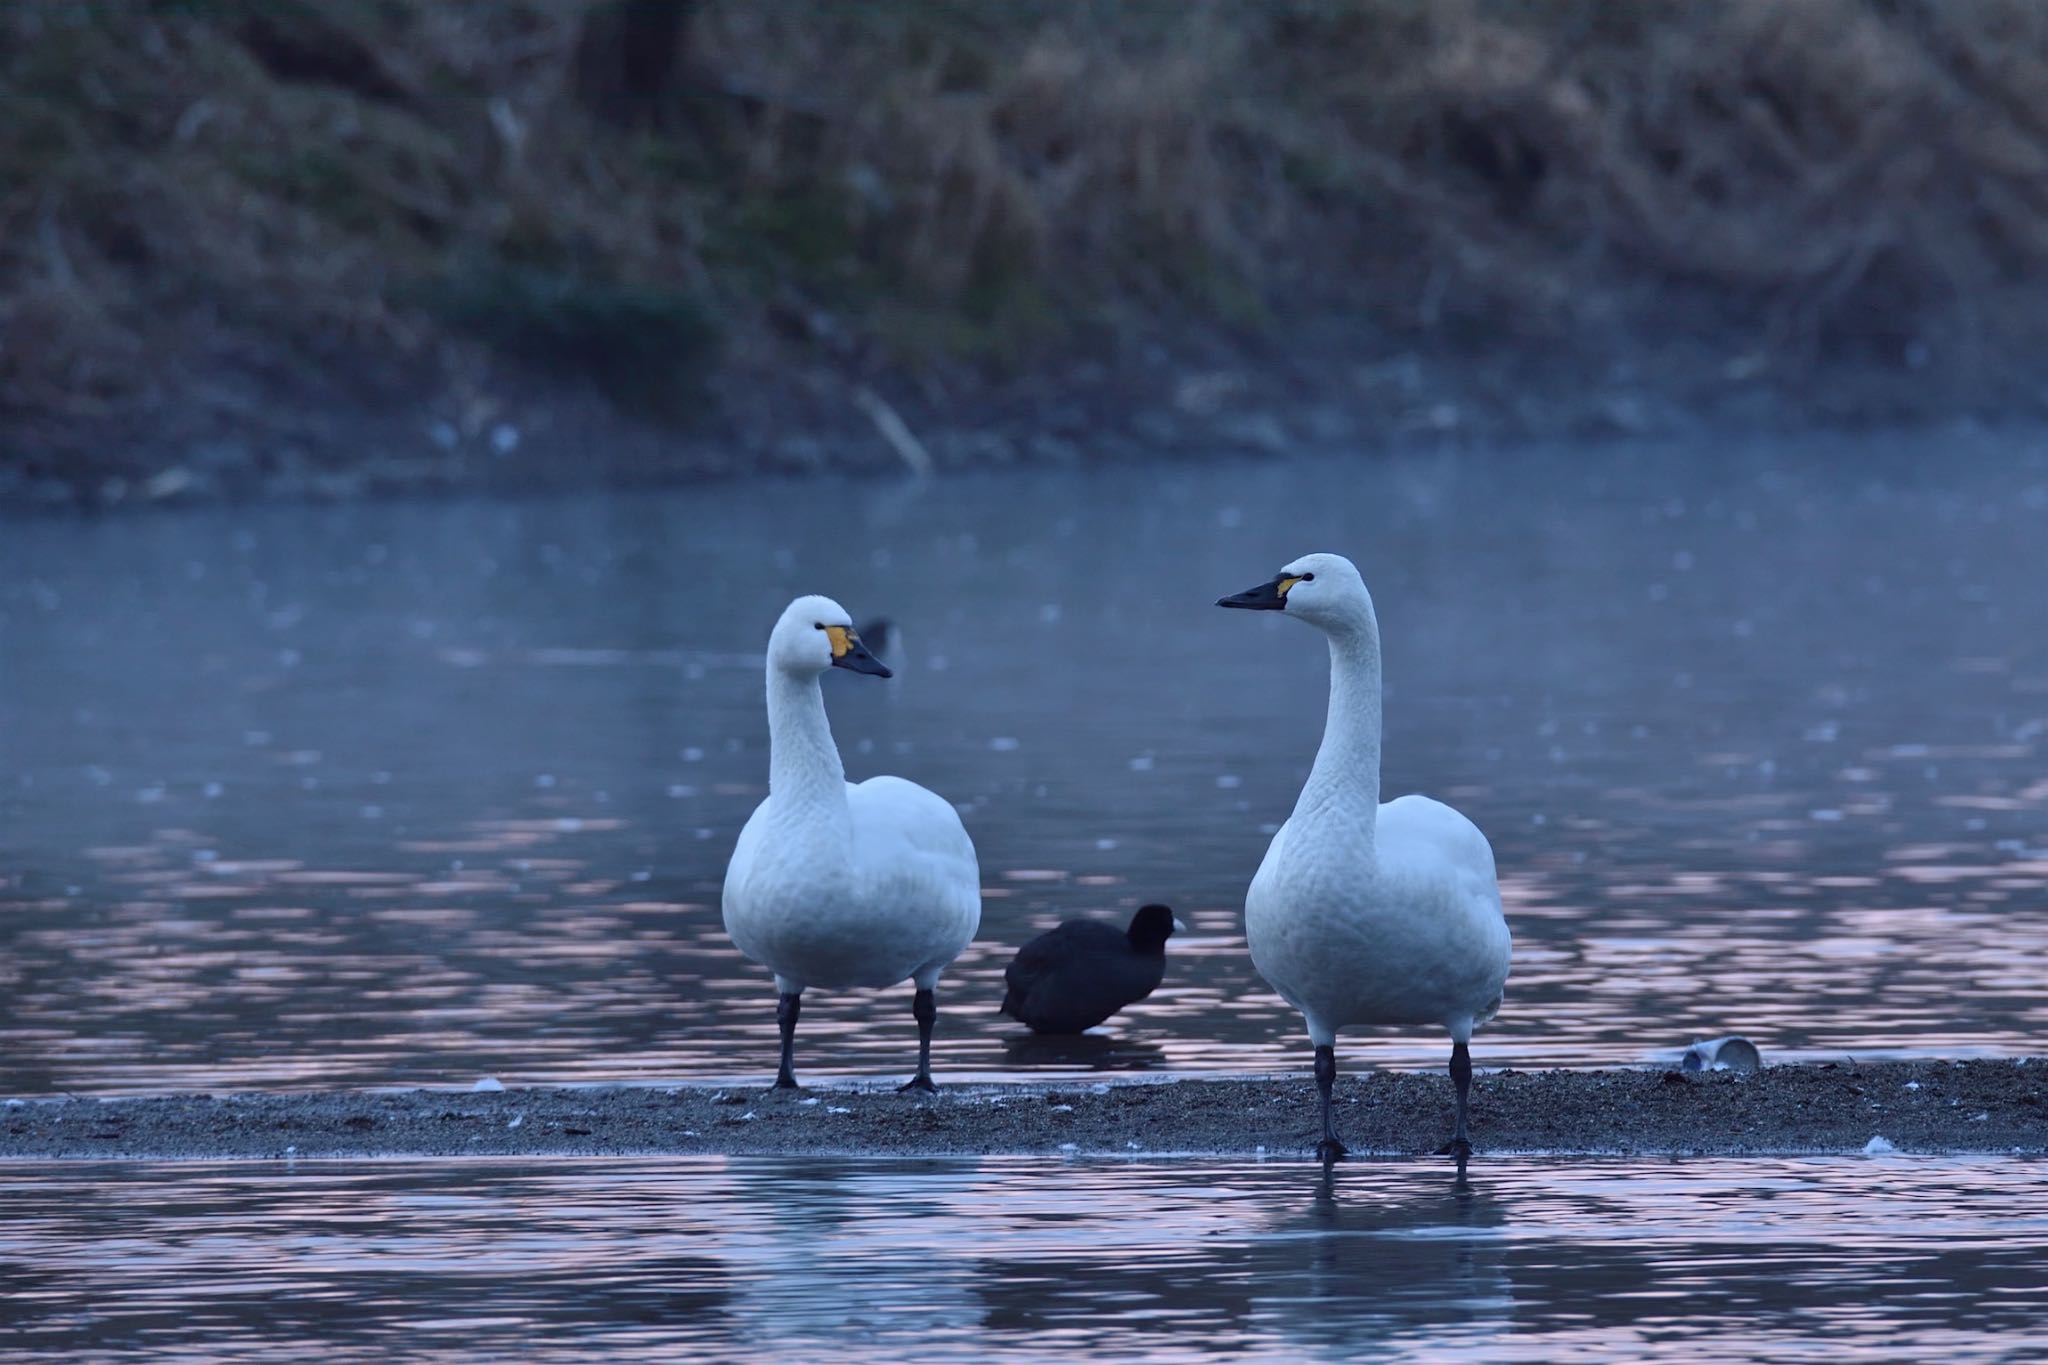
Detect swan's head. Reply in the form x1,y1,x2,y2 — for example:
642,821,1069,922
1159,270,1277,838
767,594,891,679
1215,552,1370,630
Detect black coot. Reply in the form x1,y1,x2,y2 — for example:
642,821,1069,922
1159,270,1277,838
998,904,1179,1035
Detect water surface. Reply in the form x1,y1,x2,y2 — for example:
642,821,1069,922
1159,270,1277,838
3,1155,2044,1361
3,432,2047,1092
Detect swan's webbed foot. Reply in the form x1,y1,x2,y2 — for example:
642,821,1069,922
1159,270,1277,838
1315,1136,1349,1164
772,1070,800,1090
897,1073,938,1094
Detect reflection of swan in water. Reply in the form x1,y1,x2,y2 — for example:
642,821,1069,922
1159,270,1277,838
719,1157,986,1348
972,1161,1518,1355
1272,1162,1515,1355
999,1032,1168,1072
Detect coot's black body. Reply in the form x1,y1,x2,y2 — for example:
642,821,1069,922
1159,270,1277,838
998,904,1178,1035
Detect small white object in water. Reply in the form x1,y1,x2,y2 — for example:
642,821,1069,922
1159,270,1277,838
1904,1081,1921,1091
800,1097,820,1107
1051,1104,1074,1113
1090,1083,1111,1094
740,1111,758,1121
827,1106,851,1115
506,1114,523,1129
1058,1143,1078,1153
473,1077,505,1093
1863,1135,1897,1156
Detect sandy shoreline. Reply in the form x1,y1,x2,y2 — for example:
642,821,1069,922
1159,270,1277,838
2,1061,2041,1162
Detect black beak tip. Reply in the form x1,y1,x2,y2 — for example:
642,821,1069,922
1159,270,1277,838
1217,579,1288,611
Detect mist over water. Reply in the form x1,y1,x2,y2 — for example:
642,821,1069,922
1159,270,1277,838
4,432,2047,1093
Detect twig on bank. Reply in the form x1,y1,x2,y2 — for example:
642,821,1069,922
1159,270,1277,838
853,384,935,477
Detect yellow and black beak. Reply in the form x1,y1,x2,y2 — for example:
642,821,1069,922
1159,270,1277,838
825,624,892,677
1216,574,1300,611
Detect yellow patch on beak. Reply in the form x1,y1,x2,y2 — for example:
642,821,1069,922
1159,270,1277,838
1277,575,1304,597
824,625,854,659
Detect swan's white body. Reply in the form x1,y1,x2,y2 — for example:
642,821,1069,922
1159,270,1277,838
1250,793,1508,1048
726,773,980,993
722,597,979,998
1222,552,1510,1156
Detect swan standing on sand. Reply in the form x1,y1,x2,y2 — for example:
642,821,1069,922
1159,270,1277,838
1217,553,1511,1163
723,596,981,1092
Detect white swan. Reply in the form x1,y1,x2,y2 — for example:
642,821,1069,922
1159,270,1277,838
722,595,981,1091
1217,553,1511,1163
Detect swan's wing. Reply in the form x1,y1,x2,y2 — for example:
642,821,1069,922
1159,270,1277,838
721,797,774,925
1377,794,1498,890
1377,793,1512,1005
849,775,976,867
847,775,982,927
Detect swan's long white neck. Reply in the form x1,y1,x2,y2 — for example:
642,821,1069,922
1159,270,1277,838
1294,613,1383,845
766,667,848,814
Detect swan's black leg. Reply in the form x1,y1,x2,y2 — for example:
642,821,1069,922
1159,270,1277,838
773,991,802,1089
898,988,938,1093
1436,1040,1473,1164
1314,1044,1348,1163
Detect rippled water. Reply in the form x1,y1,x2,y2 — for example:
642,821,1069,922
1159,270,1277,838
4,432,2048,1094
3,1155,2044,1361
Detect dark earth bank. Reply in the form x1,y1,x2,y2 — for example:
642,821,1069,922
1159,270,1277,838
3,1060,2041,1161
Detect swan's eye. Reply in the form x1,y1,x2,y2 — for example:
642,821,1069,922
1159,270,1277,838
1299,573,1315,582
813,622,825,630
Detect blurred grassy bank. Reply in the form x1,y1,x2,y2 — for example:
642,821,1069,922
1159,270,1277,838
6,0,2048,504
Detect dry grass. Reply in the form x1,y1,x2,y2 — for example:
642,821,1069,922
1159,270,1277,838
7,0,2048,469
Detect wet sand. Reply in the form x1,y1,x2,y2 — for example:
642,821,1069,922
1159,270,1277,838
2,1061,2041,1161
